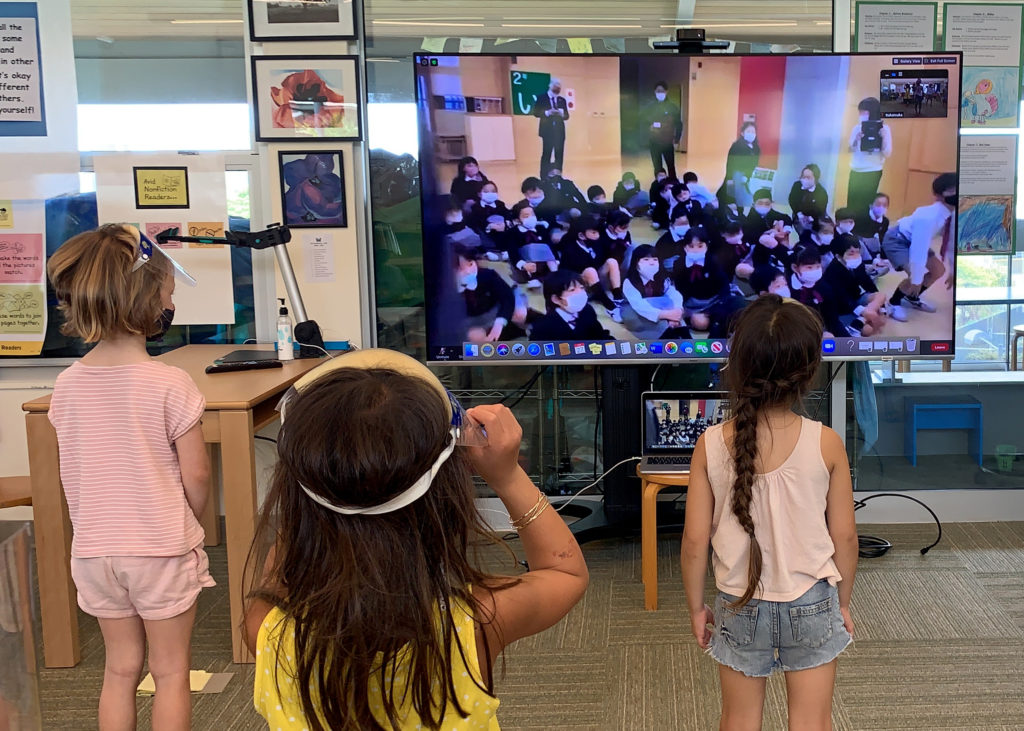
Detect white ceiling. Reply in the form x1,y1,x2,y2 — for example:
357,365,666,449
69,0,833,40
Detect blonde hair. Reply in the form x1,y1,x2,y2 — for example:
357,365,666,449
47,224,171,343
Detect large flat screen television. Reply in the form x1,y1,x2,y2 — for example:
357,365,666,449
414,52,962,364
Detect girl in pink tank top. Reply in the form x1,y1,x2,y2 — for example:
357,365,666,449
681,295,859,729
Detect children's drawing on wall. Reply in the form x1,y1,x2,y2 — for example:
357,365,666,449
957,195,1014,254
960,68,1020,128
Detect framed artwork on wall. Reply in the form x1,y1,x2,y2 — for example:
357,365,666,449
252,55,362,142
279,150,348,228
247,0,356,42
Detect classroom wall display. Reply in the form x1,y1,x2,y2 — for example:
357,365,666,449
247,0,355,43
959,66,1020,129
0,2,45,138
279,150,347,228
94,153,235,326
854,2,938,53
414,52,962,364
0,199,45,355
957,195,1014,254
133,166,189,209
251,55,362,142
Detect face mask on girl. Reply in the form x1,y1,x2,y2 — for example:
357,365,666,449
801,176,815,190
837,222,854,234
638,260,660,280
480,191,499,204
754,204,771,216
672,224,690,238
153,307,175,339
521,215,538,230
743,129,756,142
871,205,887,218
725,236,744,248
798,267,823,285
563,289,589,314
844,255,863,270
770,285,791,298
459,272,478,289
623,181,635,190
859,112,869,122
527,193,544,206
685,250,706,267
655,91,667,102
593,197,606,205
816,233,834,246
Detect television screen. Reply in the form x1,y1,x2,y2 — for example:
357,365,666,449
414,52,962,363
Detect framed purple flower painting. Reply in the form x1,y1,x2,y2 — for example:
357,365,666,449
279,151,348,228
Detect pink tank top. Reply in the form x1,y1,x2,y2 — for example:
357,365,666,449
705,416,842,602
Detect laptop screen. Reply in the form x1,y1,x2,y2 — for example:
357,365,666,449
643,394,729,452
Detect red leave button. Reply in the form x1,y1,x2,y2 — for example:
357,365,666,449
930,342,950,353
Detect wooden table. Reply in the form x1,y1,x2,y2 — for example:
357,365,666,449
23,344,332,667
638,466,689,611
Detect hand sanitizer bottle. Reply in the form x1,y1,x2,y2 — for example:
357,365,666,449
276,298,294,361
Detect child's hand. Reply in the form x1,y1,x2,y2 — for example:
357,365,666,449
465,405,523,491
691,604,714,649
523,262,537,274
840,605,854,638
662,307,684,322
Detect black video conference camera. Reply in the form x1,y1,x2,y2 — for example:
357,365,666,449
653,28,731,54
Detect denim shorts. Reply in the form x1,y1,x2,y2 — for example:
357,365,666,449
709,579,852,677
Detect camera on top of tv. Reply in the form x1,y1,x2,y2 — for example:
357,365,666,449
653,28,731,54
860,120,883,153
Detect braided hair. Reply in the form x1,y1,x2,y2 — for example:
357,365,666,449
724,294,824,608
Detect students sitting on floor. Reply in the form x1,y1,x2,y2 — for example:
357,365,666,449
824,234,889,336
529,269,613,341
788,245,842,337
854,193,892,276
600,210,635,268
517,177,561,227
654,210,693,269
614,171,648,214
671,183,705,228
246,352,588,729
559,215,624,323
620,243,690,340
683,171,718,209
749,264,792,298
743,188,793,247
672,227,745,336
454,245,528,343
507,202,557,289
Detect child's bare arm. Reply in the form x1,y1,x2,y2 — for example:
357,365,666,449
175,423,210,520
823,427,858,609
466,406,589,659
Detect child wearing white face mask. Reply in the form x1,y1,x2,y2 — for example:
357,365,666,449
600,210,635,268
800,215,836,269
507,202,557,289
750,265,792,299
454,246,528,344
789,245,842,337
853,194,892,277
788,164,829,228
620,244,689,340
529,269,612,341
718,122,761,211
654,211,692,269
614,171,649,215
467,182,512,261
717,221,753,280
651,178,678,230
824,234,889,336
672,228,746,336
743,189,792,246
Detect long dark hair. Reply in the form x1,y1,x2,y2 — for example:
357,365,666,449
626,244,668,292
724,295,823,608
246,368,516,730
457,155,484,179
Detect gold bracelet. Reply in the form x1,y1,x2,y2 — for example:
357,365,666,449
514,498,550,530
509,492,547,529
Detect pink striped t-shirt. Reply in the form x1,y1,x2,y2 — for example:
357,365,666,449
49,361,207,558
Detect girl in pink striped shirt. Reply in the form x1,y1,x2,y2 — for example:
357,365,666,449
47,224,213,730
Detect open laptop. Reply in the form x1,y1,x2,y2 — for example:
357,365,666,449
639,391,730,474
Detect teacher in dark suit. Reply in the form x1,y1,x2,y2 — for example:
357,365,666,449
645,81,682,179
532,78,570,177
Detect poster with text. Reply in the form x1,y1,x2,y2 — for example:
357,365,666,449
0,2,45,137
0,199,45,355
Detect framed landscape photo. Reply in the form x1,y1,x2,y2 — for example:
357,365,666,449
247,0,356,42
279,150,348,228
252,55,362,142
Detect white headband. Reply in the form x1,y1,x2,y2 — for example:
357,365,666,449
298,428,456,515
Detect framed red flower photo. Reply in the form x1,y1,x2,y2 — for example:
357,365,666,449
252,55,362,142
278,150,347,228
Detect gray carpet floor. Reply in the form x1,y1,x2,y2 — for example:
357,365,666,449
26,522,1024,730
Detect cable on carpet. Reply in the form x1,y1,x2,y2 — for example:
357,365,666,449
854,492,942,558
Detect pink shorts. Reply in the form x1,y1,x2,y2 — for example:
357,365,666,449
70,547,216,621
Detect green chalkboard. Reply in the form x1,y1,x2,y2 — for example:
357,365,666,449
510,70,551,115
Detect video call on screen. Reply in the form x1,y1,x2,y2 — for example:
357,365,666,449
416,53,961,363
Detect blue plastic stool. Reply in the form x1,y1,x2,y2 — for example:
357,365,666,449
904,396,983,467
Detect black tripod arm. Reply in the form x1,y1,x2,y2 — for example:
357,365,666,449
154,224,292,250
